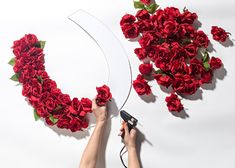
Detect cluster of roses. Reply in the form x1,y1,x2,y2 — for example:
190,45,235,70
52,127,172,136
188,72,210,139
10,34,112,132
120,5,230,112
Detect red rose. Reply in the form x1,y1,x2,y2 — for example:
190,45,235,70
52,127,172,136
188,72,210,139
69,118,82,132
162,20,179,37
120,14,136,26
165,93,184,112
135,10,150,21
134,48,147,60
180,10,197,24
195,31,210,48
137,20,154,33
57,116,70,129
170,58,189,75
35,105,49,118
153,9,165,25
69,98,81,115
81,98,92,113
139,63,153,75
42,79,57,91
172,73,199,95
121,24,139,39
189,58,203,76
164,7,180,20
44,97,56,111
179,23,196,38
211,26,230,42
96,85,112,106
133,74,151,95
138,32,154,48
209,57,222,70
58,94,71,105
140,0,151,5
184,43,198,59
154,74,172,88
201,69,213,84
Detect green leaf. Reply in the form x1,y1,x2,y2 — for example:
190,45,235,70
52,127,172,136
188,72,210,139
34,109,40,121
8,57,16,66
37,76,43,84
39,41,46,49
10,73,20,82
36,41,46,49
155,69,163,74
145,3,159,14
203,61,210,71
134,1,145,9
202,51,209,63
49,115,58,124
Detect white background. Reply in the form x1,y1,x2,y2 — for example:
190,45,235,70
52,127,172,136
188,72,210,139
0,0,235,168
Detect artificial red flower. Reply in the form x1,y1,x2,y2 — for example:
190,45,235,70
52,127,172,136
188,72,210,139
154,74,172,88
209,57,222,70
165,93,184,112
134,48,147,60
120,14,136,26
121,24,139,39
96,85,112,106
133,75,151,95
211,26,230,42
136,10,150,21
180,10,197,24
195,31,210,48
172,73,200,95
139,63,153,75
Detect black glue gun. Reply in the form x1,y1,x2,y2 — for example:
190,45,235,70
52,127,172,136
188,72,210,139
120,110,138,132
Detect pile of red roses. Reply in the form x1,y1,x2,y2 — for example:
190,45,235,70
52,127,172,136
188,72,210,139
9,34,112,132
120,2,230,112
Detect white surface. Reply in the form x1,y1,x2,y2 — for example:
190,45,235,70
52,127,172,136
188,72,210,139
0,0,235,168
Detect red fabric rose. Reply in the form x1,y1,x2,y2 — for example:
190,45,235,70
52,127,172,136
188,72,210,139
200,69,213,84
134,48,147,60
136,10,150,21
139,63,153,75
120,14,136,26
180,10,197,24
211,26,230,42
138,32,154,48
172,73,200,95
195,31,210,48
133,74,151,95
184,43,198,59
189,58,203,76
121,24,139,39
96,85,112,106
165,93,184,112
164,7,180,20
209,57,222,70
163,20,179,37
154,74,172,88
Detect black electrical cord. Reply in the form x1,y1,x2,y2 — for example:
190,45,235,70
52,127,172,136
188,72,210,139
120,144,128,168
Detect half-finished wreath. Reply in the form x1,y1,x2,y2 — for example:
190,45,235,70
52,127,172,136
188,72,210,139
9,34,112,132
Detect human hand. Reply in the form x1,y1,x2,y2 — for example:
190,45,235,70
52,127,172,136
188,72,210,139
119,122,137,150
92,98,108,124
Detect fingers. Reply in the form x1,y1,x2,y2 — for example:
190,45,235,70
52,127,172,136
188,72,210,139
130,128,137,137
92,98,97,110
